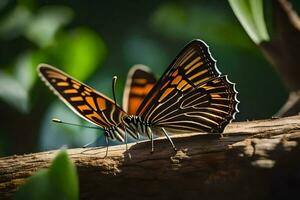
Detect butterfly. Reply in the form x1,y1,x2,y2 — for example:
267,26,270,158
38,39,239,152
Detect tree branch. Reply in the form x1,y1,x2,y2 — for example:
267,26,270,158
1,115,300,199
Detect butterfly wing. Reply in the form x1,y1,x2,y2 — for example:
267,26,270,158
136,40,239,133
38,64,127,141
123,64,156,115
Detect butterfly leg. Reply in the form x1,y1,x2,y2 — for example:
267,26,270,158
82,131,104,148
135,133,141,144
105,135,109,157
147,126,154,153
162,128,177,151
82,140,96,148
81,134,109,157
136,136,140,144
124,127,128,151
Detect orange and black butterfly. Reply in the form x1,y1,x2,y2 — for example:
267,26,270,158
38,39,239,152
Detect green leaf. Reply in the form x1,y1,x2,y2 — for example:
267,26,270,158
15,170,52,200
52,28,106,81
228,0,269,43
25,6,73,47
14,49,49,90
14,52,37,91
15,150,79,200
0,71,29,112
0,51,46,113
48,150,79,200
250,0,269,41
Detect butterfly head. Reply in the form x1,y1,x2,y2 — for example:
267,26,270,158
123,115,134,124
123,115,146,125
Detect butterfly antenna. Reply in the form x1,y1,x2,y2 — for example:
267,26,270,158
83,141,94,148
52,118,102,130
112,76,118,105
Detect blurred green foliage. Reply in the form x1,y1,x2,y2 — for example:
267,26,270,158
15,149,78,200
0,0,290,157
0,2,105,113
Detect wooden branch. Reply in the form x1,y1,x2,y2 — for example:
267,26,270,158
1,115,300,199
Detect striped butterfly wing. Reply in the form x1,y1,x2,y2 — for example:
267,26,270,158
136,40,239,133
123,65,156,115
38,64,126,141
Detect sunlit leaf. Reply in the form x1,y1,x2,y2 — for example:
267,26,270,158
25,6,73,47
0,71,28,112
228,0,269,43
2,51,47,113
52,28,106,81
250,0,269,41
15,150,79,200
14,49,49,92
0,5,32,39
14,52,37,91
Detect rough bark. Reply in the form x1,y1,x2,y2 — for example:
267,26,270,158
1,115,300,200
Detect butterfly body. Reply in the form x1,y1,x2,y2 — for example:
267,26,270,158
123,115,150,138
